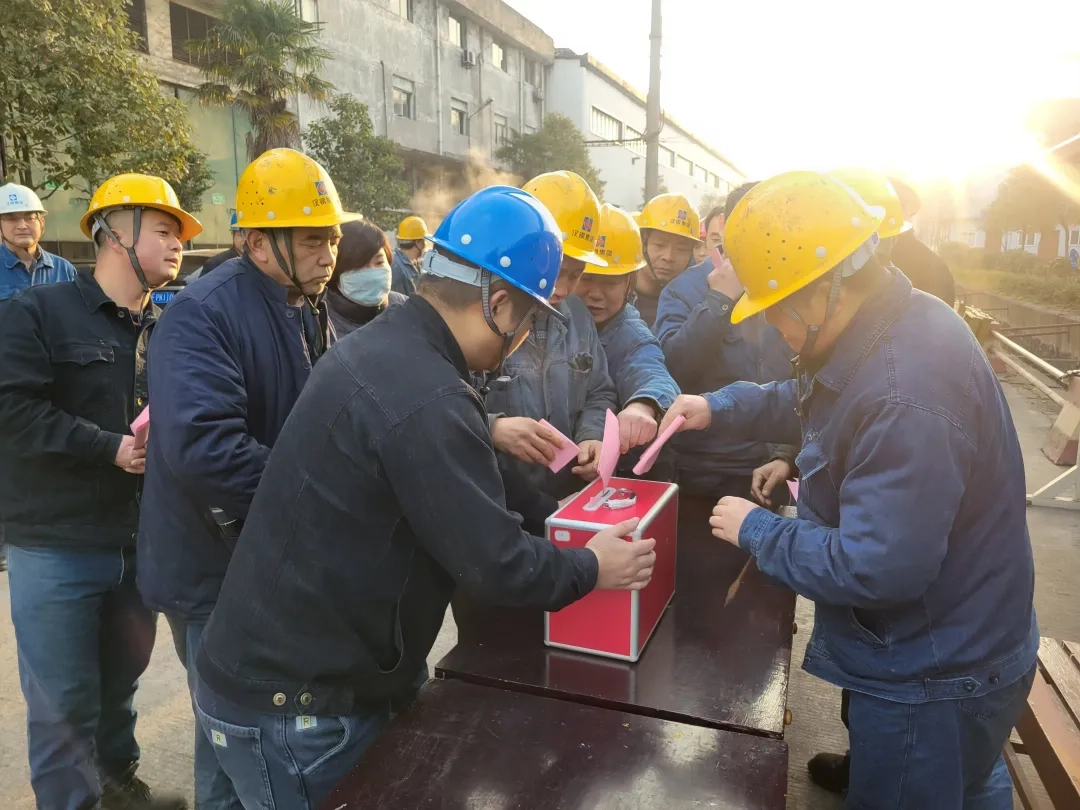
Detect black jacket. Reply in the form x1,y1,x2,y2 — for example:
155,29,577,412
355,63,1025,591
891,231,956,306
197,296,597,713
138,257,332,620
0,271,154,547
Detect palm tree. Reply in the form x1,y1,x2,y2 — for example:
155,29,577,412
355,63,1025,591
188,0,333,160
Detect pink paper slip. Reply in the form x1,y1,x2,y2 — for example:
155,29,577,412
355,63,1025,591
632,415,686,476
131,405,150,450
597,409,621,486
539,419,579,473
787,479,799,501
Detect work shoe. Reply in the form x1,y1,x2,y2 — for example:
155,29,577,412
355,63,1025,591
101,772,187,810
807,751,850,795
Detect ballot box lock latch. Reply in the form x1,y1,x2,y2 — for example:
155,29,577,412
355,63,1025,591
583,486,638,512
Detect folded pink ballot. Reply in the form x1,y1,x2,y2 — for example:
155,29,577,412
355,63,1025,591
539,420,579,473
131,405,150,450
788,479,799,501
598,409,621,487
632,415,686,476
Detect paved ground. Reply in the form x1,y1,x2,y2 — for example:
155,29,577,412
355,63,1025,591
1,372,1077,808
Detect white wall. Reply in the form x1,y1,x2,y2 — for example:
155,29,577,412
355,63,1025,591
548,55,744,213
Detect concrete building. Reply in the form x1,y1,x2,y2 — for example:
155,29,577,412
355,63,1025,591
297,0,552,221
547,49,744,214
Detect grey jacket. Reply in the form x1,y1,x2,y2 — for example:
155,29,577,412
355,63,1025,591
483,295,618,498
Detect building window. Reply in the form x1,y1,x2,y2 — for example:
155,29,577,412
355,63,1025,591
623,125,646,156
524,124,537,135
676,155,692,176
658,145,674,167
170,3,219,64
389,0,412,21
298,0,319,22
1025,232,1037,247
493,113,508,146
694,164,708,182
446,13,464,47
524,58,541,87
1070,228,1079,246
491,41,507,71
392,75,415,119
127,0,148,51
450,98,468,135
590,107,621,142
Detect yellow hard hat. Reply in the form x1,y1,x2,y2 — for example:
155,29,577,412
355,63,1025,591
397,215,430,241
522,171,606,267
725,171,885,325
639,193,702,243
80,173,202,242
589,204,646,276
630,210,642,226
829,168,912,240
235,148,360,231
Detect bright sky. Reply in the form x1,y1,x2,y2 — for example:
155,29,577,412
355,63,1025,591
504,0,1080,185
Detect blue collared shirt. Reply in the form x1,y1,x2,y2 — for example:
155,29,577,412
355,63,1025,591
0,243,78,300
705,270,1037,702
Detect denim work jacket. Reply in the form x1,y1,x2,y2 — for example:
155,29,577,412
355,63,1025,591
596,303,679,413
483,295,618,497
0,243,77,301
391,249,420,297
654,258,796,492
705,270,1038,702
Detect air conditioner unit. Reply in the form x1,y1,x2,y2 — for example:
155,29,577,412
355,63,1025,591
461,50,476,68
532,88,544,103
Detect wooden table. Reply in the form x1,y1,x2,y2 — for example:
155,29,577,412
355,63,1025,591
440,495,797,738
1006,637,1080,809
320,679,789,810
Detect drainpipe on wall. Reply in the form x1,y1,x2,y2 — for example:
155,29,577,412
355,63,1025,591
380,60,390,137
434,0,444,157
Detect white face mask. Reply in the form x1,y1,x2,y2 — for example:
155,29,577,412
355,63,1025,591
340,266,391,306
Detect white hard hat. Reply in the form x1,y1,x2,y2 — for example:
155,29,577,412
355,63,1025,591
0,183,46,216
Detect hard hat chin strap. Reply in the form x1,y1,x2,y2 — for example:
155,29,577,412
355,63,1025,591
423,251,537,383
268,228,326,361
94,207,151,294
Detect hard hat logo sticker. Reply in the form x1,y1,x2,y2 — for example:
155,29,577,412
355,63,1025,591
596,235,606,249
582,217,593,233
315,181,328,196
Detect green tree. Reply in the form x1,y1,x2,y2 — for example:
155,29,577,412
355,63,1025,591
0,0,199,196
699,191,725,216
497,114,604,198
190,0,333,161
174,150,216,213
303,94,409,229
983,164,1080,257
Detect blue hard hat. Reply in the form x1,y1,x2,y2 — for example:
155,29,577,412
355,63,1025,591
430,186,564,317
229,211,239,231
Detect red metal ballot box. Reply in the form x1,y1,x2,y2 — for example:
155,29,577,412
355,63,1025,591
545,477,678,662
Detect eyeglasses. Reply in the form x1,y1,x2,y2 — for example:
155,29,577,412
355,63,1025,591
0,213,44,225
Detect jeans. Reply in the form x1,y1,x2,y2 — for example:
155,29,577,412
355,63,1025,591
166,616,243,810
846,664,1036,809
192,675,394,810
7,545,156,810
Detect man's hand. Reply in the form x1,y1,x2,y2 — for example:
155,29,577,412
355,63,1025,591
572,440,602,480
114,435,147,475
491,417,563,466
709,497,759,547
586,518,657,590
617,402,658,453
657,395,712,436
751,458,796,508
706,251,744,300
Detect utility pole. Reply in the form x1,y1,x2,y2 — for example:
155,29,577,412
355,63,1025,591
644,0,662,202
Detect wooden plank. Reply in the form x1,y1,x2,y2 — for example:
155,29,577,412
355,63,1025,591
1063,641,1080,669
1038,637,1080,729
1003,742,1045,810
321,679,789,810
1010,729,1028,755
1015,670,1080,809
